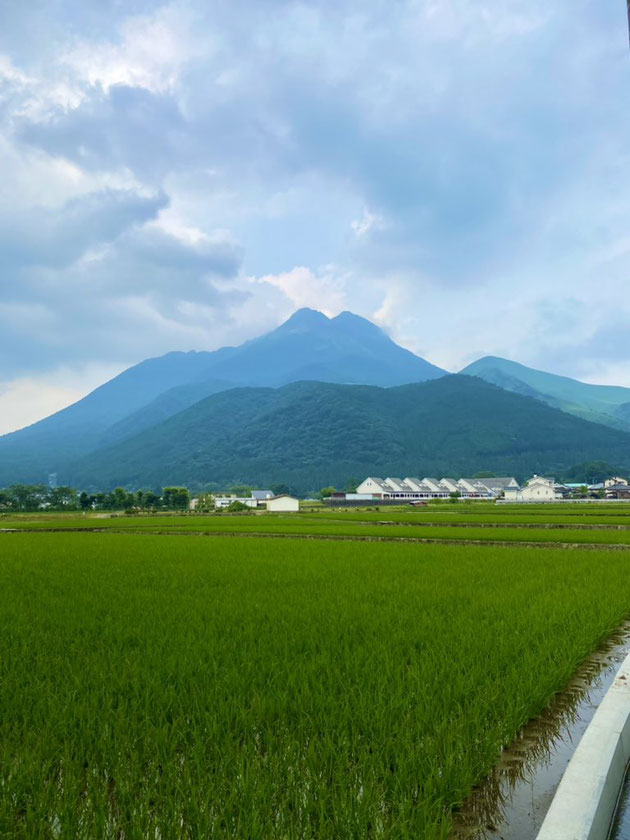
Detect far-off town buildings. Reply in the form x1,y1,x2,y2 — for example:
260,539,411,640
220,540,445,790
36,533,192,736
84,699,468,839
191,491,299,510
348,474,630,503
506,475,630,501
504,475,557,501
355,476,519,501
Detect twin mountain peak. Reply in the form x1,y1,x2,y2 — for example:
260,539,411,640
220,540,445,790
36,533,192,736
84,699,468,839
2,308,630,490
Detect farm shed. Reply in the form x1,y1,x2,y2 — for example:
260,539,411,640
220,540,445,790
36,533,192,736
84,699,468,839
266,495,300,512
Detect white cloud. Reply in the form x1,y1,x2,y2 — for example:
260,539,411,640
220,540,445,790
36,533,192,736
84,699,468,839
0,54,30,86
60,4,203,95
254,266,348,316
0,364,124,435
351,208,387,238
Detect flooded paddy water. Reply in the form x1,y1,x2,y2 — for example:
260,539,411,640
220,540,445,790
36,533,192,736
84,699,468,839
451,622,630,840
611,775,630,839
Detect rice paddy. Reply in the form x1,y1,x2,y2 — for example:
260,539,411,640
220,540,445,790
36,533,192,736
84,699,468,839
2,507,630,838
6,510,630,546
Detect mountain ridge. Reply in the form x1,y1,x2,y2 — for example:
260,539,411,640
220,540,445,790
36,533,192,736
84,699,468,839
0,309,446,485
66,375,630,494
461,356,630,431
4,311,630,491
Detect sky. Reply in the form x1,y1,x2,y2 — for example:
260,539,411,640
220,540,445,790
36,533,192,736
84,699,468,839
0,0,629,434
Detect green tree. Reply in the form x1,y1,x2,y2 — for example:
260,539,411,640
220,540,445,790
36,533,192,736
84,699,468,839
9,484,46,511
48,486,79,509
79,491,94,510
229,485,253,498
92,493,107,510
563,462,621,484
107,487,131,510
320,486,336,499
270,483,297,497
143,491,160,509
162,487,190,510
226,500,251,512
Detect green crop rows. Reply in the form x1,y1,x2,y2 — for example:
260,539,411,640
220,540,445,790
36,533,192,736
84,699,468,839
2,531,630,838
5,511,630,545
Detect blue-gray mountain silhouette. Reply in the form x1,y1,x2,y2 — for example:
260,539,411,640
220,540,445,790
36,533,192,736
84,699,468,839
0,308,445,484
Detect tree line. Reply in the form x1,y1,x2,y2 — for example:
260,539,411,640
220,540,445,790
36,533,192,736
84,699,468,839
0,485,191,512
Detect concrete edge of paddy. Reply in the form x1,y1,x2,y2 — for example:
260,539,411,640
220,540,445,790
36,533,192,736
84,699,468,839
536,650,630,840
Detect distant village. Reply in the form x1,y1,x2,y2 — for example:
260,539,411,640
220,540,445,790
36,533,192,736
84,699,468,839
3,473,630,514
327,474,630,504
196,473,630,510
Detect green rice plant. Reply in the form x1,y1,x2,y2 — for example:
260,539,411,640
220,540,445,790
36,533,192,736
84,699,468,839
6,513,630,545
8,505,630,530
1,533,630,837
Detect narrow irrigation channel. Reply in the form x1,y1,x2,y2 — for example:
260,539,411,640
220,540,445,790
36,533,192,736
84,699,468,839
451,621,630,840
610,772,630,839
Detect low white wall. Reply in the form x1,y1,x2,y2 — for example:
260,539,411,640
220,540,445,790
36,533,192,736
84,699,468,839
536,649,630,840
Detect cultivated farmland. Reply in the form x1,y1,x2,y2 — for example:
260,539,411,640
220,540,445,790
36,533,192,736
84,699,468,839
6,510,630,546
1,525,630,838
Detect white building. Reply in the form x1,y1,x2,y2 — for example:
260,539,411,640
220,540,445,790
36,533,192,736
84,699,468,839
459,477,519,496
604,477,628,488
266,495,300,512
356,477,448,499
504,475,560,502
214,496,258,509
356,476,519,500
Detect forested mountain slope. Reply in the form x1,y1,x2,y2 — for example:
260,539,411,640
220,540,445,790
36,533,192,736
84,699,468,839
462,356,630,431
67,375,630,494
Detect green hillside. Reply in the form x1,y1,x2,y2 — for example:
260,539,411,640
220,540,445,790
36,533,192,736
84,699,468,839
462,356,630,430
67,375,630,494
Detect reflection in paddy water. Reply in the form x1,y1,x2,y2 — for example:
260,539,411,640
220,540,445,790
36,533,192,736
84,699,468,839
451,622,630,840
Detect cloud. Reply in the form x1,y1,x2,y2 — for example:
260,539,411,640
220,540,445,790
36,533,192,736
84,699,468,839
255,266,347,316
0,188,167,269
0,227,246,380
351,209,387,238
0,363,124,436
0,0,629,433
0,183,245,383
17,85,191,181
60,4,199,94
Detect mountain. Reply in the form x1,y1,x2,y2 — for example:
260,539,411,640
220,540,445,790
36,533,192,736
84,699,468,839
461,356,630,431
67,375,630,494
0,309,446,485
205,308,446,386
